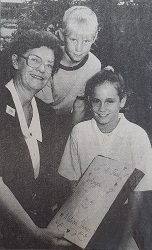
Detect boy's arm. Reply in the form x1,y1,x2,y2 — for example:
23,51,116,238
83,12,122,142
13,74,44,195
72,57,101,126
72,96,86,127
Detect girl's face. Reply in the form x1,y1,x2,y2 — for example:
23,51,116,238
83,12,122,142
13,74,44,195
90,81,126,133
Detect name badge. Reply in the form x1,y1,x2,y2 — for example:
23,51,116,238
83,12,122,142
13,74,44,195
6,105,15,117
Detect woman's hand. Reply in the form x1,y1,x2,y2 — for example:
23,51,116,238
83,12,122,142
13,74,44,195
0,178,71,248
35,225,72,248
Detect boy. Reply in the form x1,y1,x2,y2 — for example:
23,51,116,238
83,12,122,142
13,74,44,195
37,6,101,125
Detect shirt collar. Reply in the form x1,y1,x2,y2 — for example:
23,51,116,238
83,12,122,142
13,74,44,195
6,79,42,142
91,113,126,138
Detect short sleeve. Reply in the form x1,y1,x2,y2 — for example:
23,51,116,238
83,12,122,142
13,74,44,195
58,127,82,181
132,129,152,191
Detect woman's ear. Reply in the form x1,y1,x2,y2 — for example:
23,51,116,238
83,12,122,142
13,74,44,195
12,54,19,69
58,28,65,42
120,95,127,109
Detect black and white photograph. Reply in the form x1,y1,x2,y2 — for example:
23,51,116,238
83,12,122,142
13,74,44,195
0,0,152,249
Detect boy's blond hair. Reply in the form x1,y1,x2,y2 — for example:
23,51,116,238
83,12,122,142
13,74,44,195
62,6,98,35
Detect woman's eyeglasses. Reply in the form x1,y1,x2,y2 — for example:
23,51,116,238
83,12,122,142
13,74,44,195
21,54,53,74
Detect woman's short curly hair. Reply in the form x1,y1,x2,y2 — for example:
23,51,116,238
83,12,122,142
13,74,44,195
9,29,63,75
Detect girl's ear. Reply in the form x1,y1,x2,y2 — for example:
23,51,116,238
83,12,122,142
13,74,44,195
12,54,19,69
120,95,127,109
58,28,64,42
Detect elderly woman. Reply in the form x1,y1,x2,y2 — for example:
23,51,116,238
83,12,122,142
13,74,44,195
0,30,71,249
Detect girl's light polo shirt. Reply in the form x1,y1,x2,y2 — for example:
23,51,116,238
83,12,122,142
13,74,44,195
59,114,152,191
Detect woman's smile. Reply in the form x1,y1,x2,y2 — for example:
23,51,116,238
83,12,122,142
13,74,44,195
97,113,109,117
30,73,45,80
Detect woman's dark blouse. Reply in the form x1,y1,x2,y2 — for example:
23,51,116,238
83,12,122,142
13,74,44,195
0,85,71,228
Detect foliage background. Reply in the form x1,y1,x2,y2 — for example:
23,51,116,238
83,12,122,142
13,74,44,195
1,0,152,139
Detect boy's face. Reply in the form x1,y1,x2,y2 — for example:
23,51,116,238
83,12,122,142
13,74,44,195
64,22,97,63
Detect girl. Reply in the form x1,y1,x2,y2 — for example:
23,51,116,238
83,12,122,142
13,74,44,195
58,68,152,249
